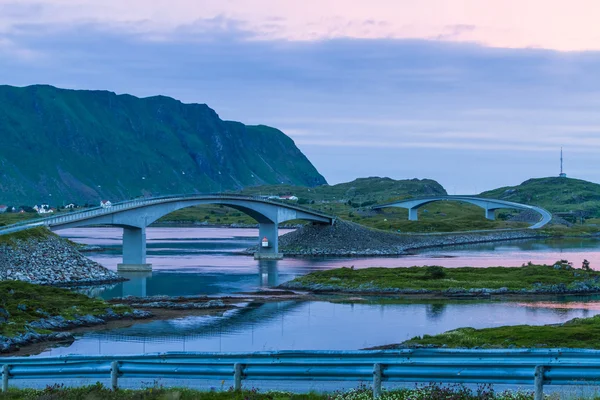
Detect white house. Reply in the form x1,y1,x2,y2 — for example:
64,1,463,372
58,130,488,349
0,205,7,213
64,203,76,209
281,195,299,201
100,200,112,208
34,204,54,214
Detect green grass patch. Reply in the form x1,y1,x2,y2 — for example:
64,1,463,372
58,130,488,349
0,213,38,227
284,263,600,292
481,176,600,217
404,314,600,349
0,383,542,400
0,281,131,338
0,227,53,247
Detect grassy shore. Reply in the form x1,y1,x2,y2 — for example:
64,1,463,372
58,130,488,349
282,263,600,294
400,314,600,349
0,226,53,246
0,383,542,400
0,281,131,338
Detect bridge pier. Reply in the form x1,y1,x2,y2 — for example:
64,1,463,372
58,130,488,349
117,226,152,272
485,209,496,220
408,208,418,221
254,222,283,260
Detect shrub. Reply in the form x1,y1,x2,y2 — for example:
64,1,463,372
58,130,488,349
424,266,446,280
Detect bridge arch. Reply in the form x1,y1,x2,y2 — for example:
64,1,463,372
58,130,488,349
372,196,551,229
0,195,335,270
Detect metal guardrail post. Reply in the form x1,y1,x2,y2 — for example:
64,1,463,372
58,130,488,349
111,361,119,391
233,363,243,391
534,365,545,400
373,363,382,398
2,364,8,392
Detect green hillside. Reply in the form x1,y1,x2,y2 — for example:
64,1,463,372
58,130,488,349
161,177,529,232
0,85,326,205
480,177,600,217
240,177,447,203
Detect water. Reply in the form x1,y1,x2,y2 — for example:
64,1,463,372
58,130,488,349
33,227,600,356
63,227,600,299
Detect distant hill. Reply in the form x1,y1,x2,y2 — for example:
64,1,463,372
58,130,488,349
0,85,326,205
240,177,448,204
480,177,600,216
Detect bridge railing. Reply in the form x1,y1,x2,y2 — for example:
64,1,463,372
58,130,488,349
0,194,334,235
3,349,600,398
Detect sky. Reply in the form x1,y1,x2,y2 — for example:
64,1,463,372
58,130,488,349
2,1,600,193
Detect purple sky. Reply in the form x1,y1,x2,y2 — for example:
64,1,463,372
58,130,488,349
2,1,600,192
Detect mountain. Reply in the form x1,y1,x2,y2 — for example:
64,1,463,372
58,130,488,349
480,177,600,216
0,85,326,205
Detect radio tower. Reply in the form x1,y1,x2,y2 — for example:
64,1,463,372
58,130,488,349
559,147,567,178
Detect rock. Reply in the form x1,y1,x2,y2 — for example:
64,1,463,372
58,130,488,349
248,220,547,257
17,304,27,311
0,231,123,286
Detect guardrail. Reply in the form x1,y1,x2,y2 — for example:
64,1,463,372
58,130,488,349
0,193,335,236
3,349,600,398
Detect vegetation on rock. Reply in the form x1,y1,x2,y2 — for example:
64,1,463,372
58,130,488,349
282,263,600,293
0,280,130,338
480,177,600,217
402,314,600,350
0,227,51,247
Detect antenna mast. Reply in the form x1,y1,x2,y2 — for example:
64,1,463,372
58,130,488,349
559,147,567,178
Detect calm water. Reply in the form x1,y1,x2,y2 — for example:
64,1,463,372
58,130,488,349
36,227,600,356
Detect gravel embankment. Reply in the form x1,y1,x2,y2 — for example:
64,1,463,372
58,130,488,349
263,220,547,256
0,232,122,285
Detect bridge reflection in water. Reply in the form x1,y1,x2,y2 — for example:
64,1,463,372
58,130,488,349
117,260,281,298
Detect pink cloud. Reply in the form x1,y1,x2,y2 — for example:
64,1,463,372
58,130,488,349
1,0,600,51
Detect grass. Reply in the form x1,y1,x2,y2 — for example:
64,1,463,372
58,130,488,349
403,313,600,349
481,177,600,217
157,196,532,233
0,226,53,247
0,84,325,206
0,213,38,227
0,383,542,400
283,263,600,292
0,281,131,338
0,386,325,400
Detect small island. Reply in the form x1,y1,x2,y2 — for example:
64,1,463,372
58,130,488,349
393,314,600,349
281,261,600,297
0,281,149,354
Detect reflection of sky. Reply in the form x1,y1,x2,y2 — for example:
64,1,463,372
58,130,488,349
37,300,599,357
58,227,600,299
41,227,600,356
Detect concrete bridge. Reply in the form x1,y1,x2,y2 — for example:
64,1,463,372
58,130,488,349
373,196,552,229
0,194,335,270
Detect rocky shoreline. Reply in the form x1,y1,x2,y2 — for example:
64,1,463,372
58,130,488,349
280,281,600,297
110,295,231,310
248,220,547,256
0,229,122,286
0,309,152,354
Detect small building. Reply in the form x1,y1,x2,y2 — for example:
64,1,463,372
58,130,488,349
100,200,112,208
0,205,7,213
34,204,54,214
64,203,76,209
281,195,299,201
